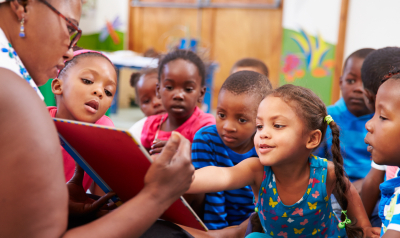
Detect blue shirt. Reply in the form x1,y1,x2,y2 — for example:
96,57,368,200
315,98,373,182
255,155,346,237
379,171,400,235
191,125,256,230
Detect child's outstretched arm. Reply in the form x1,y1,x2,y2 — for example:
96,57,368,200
186,157,263,194
327,162,380,238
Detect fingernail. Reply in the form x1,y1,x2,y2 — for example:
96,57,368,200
170,131,180,143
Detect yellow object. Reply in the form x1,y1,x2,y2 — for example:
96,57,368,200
269,197,278,208
308,202,317,210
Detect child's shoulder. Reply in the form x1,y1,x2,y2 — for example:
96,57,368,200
143,113,165,128
95,115,115,127
195,108,216,126
194,124,219,139
326,101,344,116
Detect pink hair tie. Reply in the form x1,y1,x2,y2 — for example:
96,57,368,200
71,49,111,62
57,49,113,77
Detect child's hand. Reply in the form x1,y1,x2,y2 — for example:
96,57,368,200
149,139,167,155
363,227,381,238
67,163,116,218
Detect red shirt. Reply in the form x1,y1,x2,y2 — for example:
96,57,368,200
48,106,115,191
141,107,216,149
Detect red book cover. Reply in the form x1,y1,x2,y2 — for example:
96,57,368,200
53,118,207,231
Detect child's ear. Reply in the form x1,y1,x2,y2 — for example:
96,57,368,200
51,78,63,95
306,129,322,150
198,86,206,103
156,83,161,99
364,89,376,111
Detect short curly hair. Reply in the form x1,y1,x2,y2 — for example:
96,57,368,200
231,58,269,77
220,71,272,102
158,50,206,86
361,47,400,95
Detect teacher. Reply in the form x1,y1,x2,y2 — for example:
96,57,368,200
0,0,196,237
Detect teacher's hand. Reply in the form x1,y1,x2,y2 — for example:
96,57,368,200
144,131,194,205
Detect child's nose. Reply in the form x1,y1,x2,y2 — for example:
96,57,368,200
93,88,103,99
223,121,236,132
353,81,364,94
153,97,162,108
173,91,184,100
365,117,373,133
258,128,270,139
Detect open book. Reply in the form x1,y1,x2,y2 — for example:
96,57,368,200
53,118,207,231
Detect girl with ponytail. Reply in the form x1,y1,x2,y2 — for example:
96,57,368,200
187,84,379,237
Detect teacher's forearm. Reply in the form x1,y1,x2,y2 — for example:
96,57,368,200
62,186,175,238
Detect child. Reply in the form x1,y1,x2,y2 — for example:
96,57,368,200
315,48,375,188
141,50,215,154
191,71,272,230
50,49,117,191
231,58,269,77
360,47,400,226
128,68,166,142
187,84,378,237
364,73,400,237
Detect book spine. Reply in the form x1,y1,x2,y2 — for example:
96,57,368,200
58,133,121,204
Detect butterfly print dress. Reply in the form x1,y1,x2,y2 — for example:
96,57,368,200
254,155,346,238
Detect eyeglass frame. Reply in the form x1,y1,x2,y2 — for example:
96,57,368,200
37,0,82,49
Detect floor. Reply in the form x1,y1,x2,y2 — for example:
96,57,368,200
109,107,145,130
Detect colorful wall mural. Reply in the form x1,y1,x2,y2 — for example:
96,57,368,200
280,0,342,105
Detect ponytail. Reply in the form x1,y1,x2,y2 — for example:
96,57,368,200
329,121,364,238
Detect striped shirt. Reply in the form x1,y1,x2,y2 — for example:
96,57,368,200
191,125,256,230
379,172,400,235
315,98,373,182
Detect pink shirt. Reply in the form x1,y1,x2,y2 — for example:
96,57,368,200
141,107,216,149
48,106,115,190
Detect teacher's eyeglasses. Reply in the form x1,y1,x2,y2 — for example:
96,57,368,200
38,0,82,49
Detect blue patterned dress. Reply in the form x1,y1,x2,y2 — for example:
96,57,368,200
250,155,346,238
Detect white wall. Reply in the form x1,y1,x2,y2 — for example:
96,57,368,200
344,0,400,59
79,0,129,34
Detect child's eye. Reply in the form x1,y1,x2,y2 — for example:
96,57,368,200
165,85,173,90
256,125,263,130
185,88,194,93
238,118,247,123
105,89,113,97
346,79,355,84
274,124,285,129
82,78,93,84
217,112,226,119
142,99,150,104
379,116,387,121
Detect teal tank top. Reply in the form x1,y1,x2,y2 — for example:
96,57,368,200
254,155,346,237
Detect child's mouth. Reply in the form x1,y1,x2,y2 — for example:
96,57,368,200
364,138,373,153
258,144,275,154
171,105,185,113
84,100,99,114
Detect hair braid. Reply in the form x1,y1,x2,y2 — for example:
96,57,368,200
329,122,364,238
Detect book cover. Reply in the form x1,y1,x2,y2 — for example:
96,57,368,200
53,118,207,231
